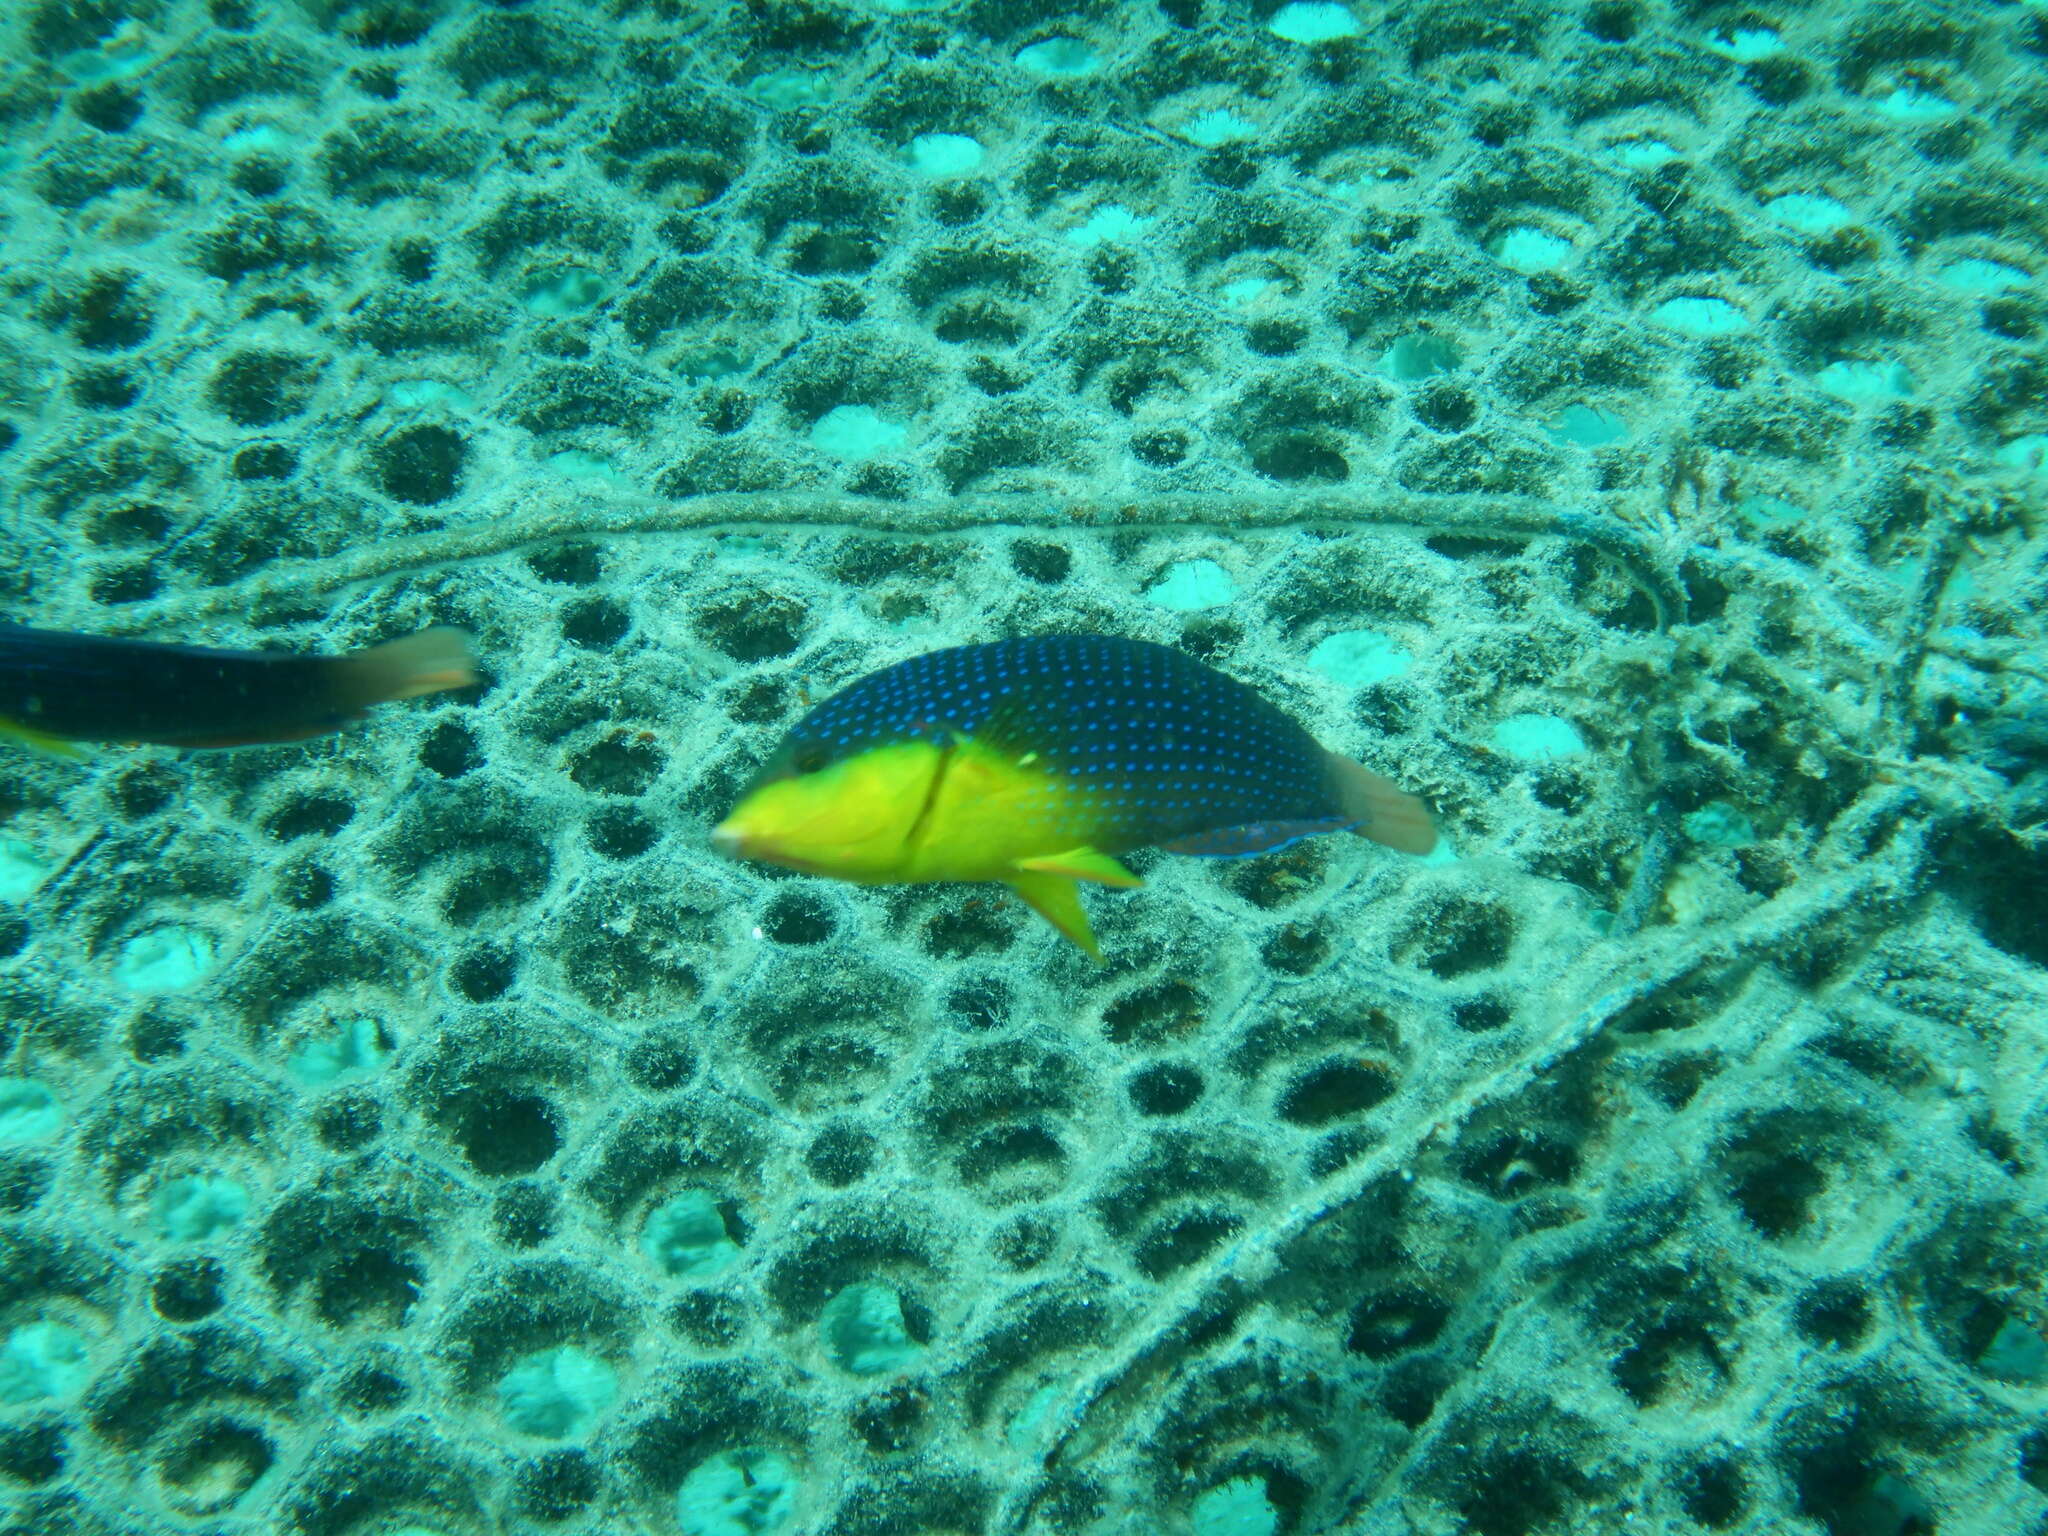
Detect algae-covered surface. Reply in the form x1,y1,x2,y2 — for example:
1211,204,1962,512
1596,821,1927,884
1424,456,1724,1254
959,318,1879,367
2,2,2048,1534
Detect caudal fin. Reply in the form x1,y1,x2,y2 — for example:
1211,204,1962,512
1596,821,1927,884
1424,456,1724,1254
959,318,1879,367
332,627,478,711
1326,752,1438,855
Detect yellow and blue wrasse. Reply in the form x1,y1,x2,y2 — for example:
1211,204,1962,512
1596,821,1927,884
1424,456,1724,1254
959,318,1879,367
713,633,1436,960
0,623,476,753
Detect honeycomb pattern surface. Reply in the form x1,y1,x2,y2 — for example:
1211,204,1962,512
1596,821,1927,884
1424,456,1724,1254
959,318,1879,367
2,2,2047,1534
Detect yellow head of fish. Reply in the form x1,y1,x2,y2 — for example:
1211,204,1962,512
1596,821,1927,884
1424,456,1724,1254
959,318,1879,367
713,737,944,883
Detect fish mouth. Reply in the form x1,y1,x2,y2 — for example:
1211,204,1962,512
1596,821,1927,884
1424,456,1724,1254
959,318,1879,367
711,822,831,877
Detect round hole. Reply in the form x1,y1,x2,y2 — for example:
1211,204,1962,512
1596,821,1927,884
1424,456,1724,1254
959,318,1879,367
456,1094,561,1176
763,891,834,945
1127,1061,1203,1117
493,1181,557,1248
588,805,657,859
1277,1059,1395,1126
624,1027,697,1091
152,1256,225,1322
806,1123,876,1187
451,943,516,1002
561,596,630,648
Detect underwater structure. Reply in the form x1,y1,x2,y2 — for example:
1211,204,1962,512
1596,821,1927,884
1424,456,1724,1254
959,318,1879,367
1,2,2046,1533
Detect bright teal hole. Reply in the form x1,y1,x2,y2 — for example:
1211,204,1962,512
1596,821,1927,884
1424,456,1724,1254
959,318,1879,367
1649,296,1749,337
1815,359,1913,402
1065,205,1152,247
1545,404,1628,447
1937,258,2029,295
1877,87,1955,122
0,1321,92,1404
1766,194,1851,234
1309,630,1411,686
498,1346,618,1438
819,1281,922,1377
1269,3,1359,43
1146,559,1237,612
288,1016,393,1087
0,1078,63,1144
1193,1476,1280,1536
1179,109,1258,147
810,405,908,459
1491,714,1587,762
1015,37,1101,76
152,1174,251,1242
676,1446,798,1536
640,1190,741,1279
1490,227,1573,273
1683,802,1755,849
113,926,216,993
1381,333,1461,379
521,265,608,316
0,838,53,901
906,133,983,177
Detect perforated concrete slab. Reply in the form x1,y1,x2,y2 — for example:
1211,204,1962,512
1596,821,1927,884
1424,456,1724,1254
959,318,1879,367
2,2,2048,1535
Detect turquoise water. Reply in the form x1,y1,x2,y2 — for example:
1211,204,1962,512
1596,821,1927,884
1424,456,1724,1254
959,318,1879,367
1,3,2046,1534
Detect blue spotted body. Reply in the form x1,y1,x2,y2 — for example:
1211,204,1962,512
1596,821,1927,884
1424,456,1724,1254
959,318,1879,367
718,633,1437,958
771,634,1350,855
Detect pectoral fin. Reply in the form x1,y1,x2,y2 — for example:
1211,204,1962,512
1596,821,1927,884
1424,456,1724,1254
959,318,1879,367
0,718,88,760
1005,872,1104,962
1013,847,1142,888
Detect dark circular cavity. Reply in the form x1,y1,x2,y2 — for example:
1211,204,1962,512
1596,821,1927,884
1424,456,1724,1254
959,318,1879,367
561,596,631,648
527,541,602,584
1277,1060,1395,1126
493,1180,557,1248
517,1448,600,1520
314,1090,381,1151
1247,318,1306,356
419,720,481,779
1132,427,1189,467
1127,1061,1204,1117
805,1123,876,1187
455,1093,561,1176
991,1210,1057,1271
587,804,658,859
336,1365,408,1414
373,424,467,504
1010,540,1071,583
451,942,517,1003
763,890,834,945
151,1257,225,1322
1414,383,1477,432
623,1027,697,1091
231,443,297,480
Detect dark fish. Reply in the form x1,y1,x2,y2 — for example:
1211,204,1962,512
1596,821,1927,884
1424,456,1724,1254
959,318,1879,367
0,624,477,752
714,633,1435,958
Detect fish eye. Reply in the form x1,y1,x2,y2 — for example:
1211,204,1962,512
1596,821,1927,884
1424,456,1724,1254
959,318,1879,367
791,741,828,775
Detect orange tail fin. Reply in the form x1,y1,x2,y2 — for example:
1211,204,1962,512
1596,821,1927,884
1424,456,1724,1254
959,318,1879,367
332,627,478,711
1326,752,1438,855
